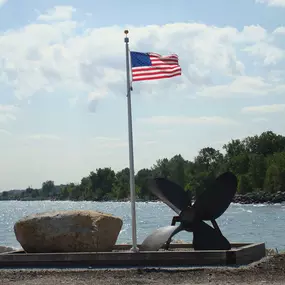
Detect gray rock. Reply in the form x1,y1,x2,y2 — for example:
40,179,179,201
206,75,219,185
14,210,123,253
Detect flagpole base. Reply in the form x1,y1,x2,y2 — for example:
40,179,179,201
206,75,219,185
130,246,140,253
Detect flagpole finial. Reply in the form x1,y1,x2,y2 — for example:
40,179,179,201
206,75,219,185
124,30,129,43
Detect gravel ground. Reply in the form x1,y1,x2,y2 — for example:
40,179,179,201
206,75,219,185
1,253,285,285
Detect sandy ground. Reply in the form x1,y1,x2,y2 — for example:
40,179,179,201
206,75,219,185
1,253,285,285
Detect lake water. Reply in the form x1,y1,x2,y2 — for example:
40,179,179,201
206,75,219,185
0,201,285,251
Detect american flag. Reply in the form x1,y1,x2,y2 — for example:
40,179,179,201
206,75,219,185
130,51,182,82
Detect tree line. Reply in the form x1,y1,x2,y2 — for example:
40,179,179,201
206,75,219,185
1,131,285,202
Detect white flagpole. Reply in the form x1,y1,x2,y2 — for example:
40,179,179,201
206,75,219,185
124,30,139,253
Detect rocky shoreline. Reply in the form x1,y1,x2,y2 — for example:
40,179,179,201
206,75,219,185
1,192,285,204
233,191,285,204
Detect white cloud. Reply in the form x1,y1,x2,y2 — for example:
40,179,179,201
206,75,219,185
92,136,122,143
0,104,18,112
196,76,274,98
252,117,269,123
88,90,107,101
256,0,285,7
157,129,172,135
91,136,158,149
235,25,267,43
92,136,127,149
138,116,238,126
273,27,285,34
37,6,76,22
241,104,285,113
87,89,108,112
0,18,284,102
0,129,11,135
0,104,18,122
0,0,7,8
0,113,15,122
143,140,158,145
27,134,61,140
243,42,285,65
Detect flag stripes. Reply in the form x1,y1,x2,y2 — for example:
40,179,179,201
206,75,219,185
130,52,182,82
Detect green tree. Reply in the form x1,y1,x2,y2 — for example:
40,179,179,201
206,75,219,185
152,158,171,178
264,164,282,193
89,168,116,200
238,175,252,194
168,154,186,187
42,180,55,198
248,154,266,190
135,168,154,199
226,153,249,175
223,139,245,159
112,168,130,200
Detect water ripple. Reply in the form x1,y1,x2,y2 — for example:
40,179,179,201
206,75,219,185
0,201,284,250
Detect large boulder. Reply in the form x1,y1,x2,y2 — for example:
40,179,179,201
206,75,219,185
14,210,123,253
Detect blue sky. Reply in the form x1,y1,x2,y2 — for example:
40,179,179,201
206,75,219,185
0,0,284,190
